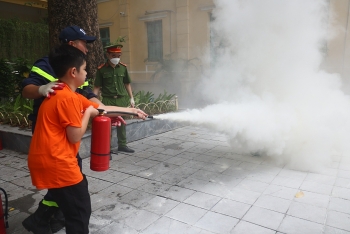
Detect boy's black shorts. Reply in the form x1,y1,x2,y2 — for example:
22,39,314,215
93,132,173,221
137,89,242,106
49,175,91,234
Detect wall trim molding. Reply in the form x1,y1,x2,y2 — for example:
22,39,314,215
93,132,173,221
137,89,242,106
99,22,113,28
138,12,168,21
97,0,110,3
199,5,215,11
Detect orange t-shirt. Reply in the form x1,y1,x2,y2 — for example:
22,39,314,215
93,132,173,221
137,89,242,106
28,84,99,189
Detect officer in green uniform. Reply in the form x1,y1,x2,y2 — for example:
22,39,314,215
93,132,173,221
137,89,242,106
93,44,135,153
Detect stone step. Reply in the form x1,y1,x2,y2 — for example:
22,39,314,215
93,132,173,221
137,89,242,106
0,118,184,158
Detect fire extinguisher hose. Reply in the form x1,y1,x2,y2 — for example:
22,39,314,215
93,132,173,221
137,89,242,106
0,188,9,228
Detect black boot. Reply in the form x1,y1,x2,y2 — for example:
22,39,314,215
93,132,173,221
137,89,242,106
50,209,65,233
118,146,135,153
22,201,57,234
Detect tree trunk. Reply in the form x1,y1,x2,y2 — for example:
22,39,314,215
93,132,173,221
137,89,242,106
48,0,104,81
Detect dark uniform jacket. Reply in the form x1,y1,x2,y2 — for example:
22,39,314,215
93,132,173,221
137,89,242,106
21,56,97,131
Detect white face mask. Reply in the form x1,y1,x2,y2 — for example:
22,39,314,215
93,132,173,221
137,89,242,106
110,58,120,65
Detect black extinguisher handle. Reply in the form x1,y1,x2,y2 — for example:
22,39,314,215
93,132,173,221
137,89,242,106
0,188,9,228
97,109,107,115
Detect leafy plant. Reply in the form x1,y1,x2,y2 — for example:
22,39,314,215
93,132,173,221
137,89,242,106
0,94,33,128
0,58,31,99
0,59,15,99
154,90,176,102
132,90,177,116
105,36,127,49
0,57,33,128
133,90,154,105
0,18,49,63
13,58,32,94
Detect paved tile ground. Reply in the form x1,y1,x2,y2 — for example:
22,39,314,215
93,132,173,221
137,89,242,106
1,126,350,233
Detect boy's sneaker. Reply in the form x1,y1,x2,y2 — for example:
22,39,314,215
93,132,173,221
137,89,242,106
50,209,65,233
22,201,56,234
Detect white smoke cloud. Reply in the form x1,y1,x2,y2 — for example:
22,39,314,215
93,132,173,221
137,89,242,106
158,0,350,170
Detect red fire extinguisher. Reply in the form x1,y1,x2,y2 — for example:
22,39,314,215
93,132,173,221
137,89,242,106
0,188,8,234
90,109,111,172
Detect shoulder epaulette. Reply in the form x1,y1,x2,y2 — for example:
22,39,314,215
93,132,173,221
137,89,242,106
97,63,105,69
119,62,127,67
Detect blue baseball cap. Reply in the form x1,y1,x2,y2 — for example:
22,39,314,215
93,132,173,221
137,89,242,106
59,25,96,43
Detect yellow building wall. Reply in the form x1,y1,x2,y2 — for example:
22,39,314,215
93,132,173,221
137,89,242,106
97,0,214,98
1,0,46,8
325,0,350,93
128,0,176,71
0,0,47,22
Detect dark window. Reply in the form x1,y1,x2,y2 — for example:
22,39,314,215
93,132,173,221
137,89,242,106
99,27,110,48
147,20,163,61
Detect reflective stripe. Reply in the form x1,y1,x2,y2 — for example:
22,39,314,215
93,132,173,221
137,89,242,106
79,81,89,89
42,200,59,207
31,66,89,89
31,66,58,82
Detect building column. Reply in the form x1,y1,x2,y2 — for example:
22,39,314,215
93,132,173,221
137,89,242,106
176,0,190,60
119,0,131,68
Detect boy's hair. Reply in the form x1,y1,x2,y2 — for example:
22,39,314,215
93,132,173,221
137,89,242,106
49,44,86,78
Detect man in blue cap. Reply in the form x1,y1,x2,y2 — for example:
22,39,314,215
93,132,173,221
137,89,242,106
21,25,124,234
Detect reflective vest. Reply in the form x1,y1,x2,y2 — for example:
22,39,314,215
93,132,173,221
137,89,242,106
31,66,89,89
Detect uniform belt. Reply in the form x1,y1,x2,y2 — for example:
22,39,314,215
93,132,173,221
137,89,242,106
102,95,123,99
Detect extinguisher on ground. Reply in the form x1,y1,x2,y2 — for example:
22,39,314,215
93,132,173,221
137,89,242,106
0,188,9,234
90,109,111,172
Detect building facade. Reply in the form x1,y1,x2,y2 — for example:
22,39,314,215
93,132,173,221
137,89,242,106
0,0,47,22
97,0,214,99
2,0,350,97
326,0,350,92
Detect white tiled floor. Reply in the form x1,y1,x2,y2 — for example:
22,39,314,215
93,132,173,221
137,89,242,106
2,126,350,233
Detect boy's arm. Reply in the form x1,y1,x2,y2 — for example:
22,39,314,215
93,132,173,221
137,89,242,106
66,106,98,144
89,97,103,105
78,94,147,120
98,105,147,119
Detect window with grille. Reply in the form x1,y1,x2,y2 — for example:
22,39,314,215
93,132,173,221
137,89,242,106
147,20,163,61
99,27,110,48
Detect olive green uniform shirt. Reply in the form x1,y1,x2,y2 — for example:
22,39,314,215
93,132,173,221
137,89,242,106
94,62,131,97
94,61,131,147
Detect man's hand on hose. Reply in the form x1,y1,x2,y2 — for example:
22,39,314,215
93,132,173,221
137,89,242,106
110,116,126,127
38,81,65,98
130,97,135,107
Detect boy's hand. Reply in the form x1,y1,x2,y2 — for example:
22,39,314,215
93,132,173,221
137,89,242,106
85,106,99,118
38,81,65,98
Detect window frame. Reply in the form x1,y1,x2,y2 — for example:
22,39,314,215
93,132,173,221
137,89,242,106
99,27,110,48
146,20,163,62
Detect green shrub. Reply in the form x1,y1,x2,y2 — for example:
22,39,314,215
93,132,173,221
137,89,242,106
0,94,33,129
0,59,14,99
0,18,49,63
0,58,31,99
134,90,177,116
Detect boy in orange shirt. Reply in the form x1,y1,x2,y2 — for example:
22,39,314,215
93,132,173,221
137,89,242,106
27,44,147,234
